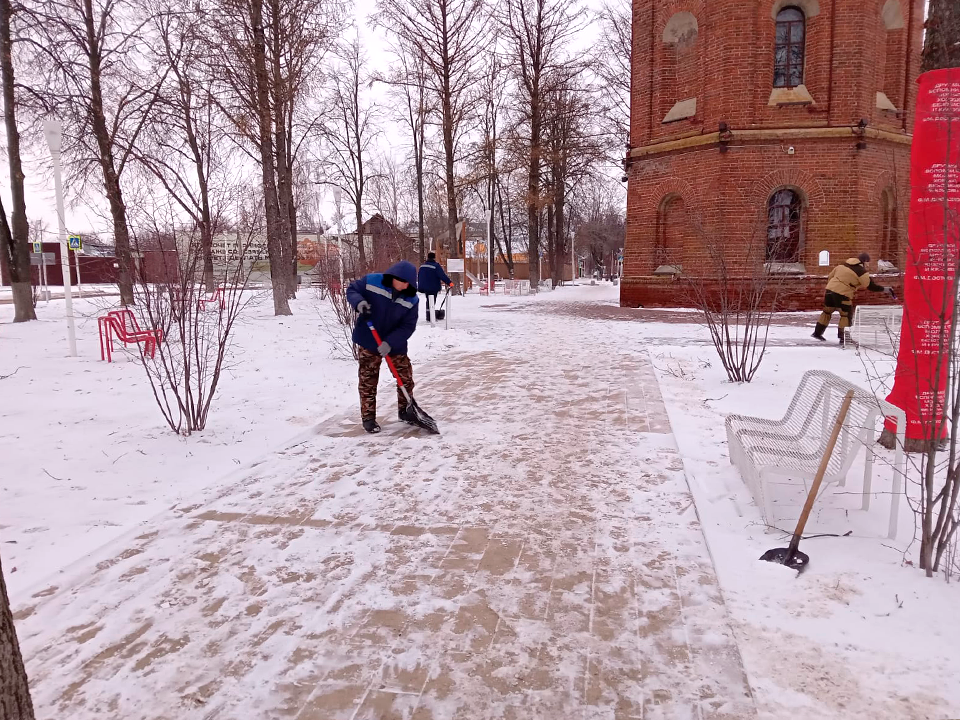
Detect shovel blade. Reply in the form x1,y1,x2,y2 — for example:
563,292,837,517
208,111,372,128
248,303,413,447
408,398,440,435
760,547,810,572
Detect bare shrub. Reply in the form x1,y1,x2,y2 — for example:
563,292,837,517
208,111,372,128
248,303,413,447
124,213,261,435
678,209,794,383
317,285,359,361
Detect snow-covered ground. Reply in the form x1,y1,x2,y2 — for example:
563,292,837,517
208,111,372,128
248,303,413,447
654,346,960,719
0,289,464,597
2,282,959,719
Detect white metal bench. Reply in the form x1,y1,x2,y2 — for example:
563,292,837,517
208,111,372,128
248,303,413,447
725,370,906,538
844,304,902,355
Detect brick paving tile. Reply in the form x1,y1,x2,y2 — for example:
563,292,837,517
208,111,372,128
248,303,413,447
18,333,756,720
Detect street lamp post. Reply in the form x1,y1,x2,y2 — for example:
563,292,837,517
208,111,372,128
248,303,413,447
42,118,77,357
487,181,493,294
333,188,344,290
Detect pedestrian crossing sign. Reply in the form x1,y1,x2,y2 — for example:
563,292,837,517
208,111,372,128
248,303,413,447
68,235,82,251
32,242,41,253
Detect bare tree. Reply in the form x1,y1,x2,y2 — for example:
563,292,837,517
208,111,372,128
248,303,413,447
571,177,624,278
375,0,488,268
0,555,34,720
24,0,167,306
318,33,379,273
0,0,34,322
208,0,337,310
135,1,229,291
267,0,338,297
593,0,631,158
494,165,522,277
470,48,506,284
211,0,289,314
380,47,432,262
500,0,586,289
370,154,403,225
542,80,603,287
0,552,34,720
922,0,960,72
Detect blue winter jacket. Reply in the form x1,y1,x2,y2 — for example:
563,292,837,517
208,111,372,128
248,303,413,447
347,261,420,355
417,260,451,295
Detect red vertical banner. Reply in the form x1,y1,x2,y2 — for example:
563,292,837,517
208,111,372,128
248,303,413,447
885,69,960,442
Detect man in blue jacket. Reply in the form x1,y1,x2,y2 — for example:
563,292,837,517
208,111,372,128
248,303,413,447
417,252,452,321
347,260,420,434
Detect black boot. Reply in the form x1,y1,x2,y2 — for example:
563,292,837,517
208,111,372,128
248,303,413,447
362,418,381,434
812,322,827,341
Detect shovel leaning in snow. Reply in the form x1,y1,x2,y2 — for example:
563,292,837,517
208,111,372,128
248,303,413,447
366,320,440,435
434,288,449,321
760,390,854,572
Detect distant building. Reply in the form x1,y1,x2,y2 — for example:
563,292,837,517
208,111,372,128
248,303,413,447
207,214,416,279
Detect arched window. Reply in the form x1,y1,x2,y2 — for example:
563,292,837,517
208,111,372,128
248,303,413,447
655,194,686,272
774,7,806,88
880,187,898,266
767,189,803,262
879,0,906,112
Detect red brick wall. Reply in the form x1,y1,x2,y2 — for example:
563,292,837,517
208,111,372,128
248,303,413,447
1,246,180,287
622,273,904,310
1,243,121,287
631,0,924,145
624,0,923,310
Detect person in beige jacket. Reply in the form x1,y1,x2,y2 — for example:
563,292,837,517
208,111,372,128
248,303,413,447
813,253,896,345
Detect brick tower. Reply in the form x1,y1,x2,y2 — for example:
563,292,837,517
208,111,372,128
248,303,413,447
622,0,925,309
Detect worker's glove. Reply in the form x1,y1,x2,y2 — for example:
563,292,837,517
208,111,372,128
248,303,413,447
356,300,371,315
377,341,391,357
884,287,898,300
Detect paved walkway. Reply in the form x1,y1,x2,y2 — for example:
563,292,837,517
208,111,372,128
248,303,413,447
16,329,755,718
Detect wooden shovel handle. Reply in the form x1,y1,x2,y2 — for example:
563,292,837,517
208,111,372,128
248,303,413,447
787,390,855,558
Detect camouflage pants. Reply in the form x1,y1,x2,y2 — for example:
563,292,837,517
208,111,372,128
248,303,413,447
358,347,414,420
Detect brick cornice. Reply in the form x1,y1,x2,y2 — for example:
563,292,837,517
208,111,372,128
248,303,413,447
629,127,913,159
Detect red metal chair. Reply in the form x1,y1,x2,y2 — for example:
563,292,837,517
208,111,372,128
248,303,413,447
108,309,164,344
197,286,225,311
98,310,162,362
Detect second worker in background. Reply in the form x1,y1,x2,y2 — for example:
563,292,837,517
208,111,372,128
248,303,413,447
418,252,453,322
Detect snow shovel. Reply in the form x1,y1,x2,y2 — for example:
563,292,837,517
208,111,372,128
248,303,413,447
366,320,440,435
760,390,854,572
434,289,449,321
